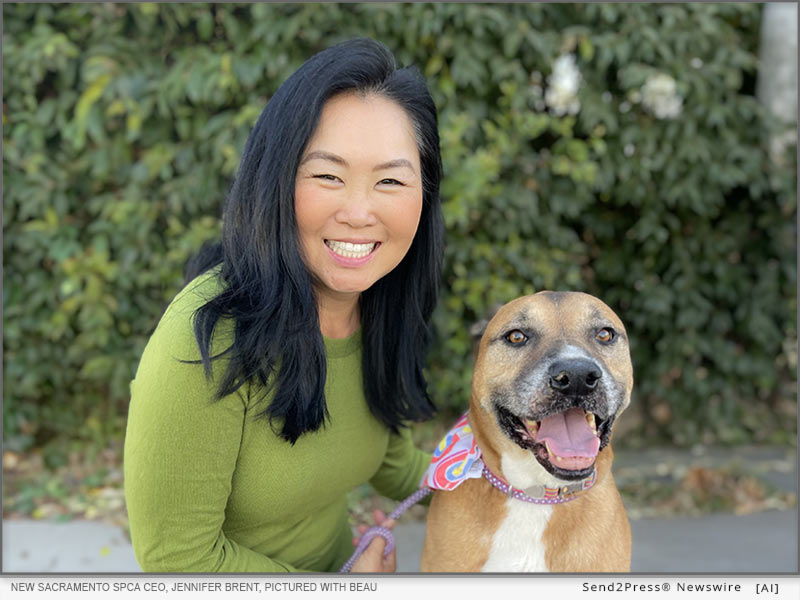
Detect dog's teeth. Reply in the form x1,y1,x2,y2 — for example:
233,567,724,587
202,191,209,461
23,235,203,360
525,419,539,434
586,413,597,431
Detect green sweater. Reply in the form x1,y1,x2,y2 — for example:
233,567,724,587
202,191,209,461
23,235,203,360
124,270,431,572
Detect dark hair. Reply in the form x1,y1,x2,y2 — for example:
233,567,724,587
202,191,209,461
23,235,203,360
185,38,444,444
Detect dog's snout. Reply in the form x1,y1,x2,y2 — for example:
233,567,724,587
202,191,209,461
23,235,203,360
548,358,602,396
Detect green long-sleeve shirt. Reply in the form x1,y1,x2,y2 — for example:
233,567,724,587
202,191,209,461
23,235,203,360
123,270,431,572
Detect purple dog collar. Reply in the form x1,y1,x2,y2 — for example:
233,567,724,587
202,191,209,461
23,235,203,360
481,464,597,505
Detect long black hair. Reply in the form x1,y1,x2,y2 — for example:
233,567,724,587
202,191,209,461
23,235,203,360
185,38,444,444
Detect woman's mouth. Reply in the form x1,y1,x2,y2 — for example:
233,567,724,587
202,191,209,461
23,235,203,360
324,239,378,259
323,240,381,266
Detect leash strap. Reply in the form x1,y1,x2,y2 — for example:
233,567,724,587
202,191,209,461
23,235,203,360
339,487,432,573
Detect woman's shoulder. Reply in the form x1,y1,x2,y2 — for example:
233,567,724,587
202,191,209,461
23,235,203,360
128,266,247,452
146,266,231,361
164,266,225,321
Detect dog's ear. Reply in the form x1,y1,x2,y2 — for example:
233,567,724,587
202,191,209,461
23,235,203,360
469,318,490,342
470,302,505,353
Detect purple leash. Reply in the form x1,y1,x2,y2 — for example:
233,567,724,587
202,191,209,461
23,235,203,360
339,487,432,573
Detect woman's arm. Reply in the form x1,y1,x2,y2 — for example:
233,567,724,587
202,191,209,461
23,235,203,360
368,425,432,502
123,296,308,573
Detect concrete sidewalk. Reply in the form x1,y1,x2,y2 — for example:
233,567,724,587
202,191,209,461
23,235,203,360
4,444,796,573
3,519,138,573
3,509,797,573
393,511,798,573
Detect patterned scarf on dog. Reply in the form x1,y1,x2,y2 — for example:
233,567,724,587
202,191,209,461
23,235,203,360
421,413,484,491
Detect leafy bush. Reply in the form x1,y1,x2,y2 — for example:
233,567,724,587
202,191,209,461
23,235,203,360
3,3,795,458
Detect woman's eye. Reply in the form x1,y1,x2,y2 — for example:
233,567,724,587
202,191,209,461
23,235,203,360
313,174,340,182
378,178,404,186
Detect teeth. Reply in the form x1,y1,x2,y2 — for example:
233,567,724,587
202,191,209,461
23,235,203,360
325,240,377,259
545,442,566,463
586,412,597,431
525,419,539,435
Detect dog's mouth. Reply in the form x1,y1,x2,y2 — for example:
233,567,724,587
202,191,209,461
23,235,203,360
495,403,613,480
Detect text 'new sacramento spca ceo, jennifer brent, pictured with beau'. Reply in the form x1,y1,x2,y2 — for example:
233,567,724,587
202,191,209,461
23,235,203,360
123,38,445,573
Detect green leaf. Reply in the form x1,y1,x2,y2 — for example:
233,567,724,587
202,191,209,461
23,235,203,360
74,73,111,149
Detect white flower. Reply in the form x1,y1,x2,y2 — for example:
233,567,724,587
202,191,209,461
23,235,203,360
545,54,581,116
641,73,683,119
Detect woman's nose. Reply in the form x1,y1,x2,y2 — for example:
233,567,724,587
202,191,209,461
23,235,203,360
335,188,378,228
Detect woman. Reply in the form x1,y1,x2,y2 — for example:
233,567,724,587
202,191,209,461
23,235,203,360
124,37,443,573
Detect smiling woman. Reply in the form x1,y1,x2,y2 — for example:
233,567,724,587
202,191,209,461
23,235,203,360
294,93,424,337
123,38,444,573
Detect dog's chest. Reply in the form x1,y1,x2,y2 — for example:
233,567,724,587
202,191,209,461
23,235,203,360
480,499,553,572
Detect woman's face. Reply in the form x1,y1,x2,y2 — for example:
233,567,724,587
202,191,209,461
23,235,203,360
295,92,423,304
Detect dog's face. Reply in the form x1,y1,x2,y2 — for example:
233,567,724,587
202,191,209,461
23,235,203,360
471,291,633,483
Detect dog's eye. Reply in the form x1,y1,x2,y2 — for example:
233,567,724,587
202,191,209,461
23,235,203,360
596,327,616,344
506,330,528,345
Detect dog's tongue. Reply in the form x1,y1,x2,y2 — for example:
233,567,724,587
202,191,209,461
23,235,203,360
537,408,600,470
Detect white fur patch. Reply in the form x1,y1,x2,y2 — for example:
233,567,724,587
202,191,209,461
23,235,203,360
501,446,568,491
481,498,553,572
558,344,594,361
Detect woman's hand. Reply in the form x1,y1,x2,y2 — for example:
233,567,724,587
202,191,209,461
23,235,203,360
350,510,397,573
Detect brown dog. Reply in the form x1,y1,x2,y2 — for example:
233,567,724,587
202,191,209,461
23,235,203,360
421,292,633,572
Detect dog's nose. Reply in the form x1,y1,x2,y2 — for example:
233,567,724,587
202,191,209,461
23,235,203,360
548,358,602,396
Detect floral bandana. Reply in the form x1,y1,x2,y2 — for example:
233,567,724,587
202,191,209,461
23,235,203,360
421,413,484,491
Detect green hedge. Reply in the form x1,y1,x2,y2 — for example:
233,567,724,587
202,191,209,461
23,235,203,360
3,3,796,461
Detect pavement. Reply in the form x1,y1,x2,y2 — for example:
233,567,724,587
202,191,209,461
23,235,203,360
3,519,138,573
3,445,797,573
3,510,797,573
